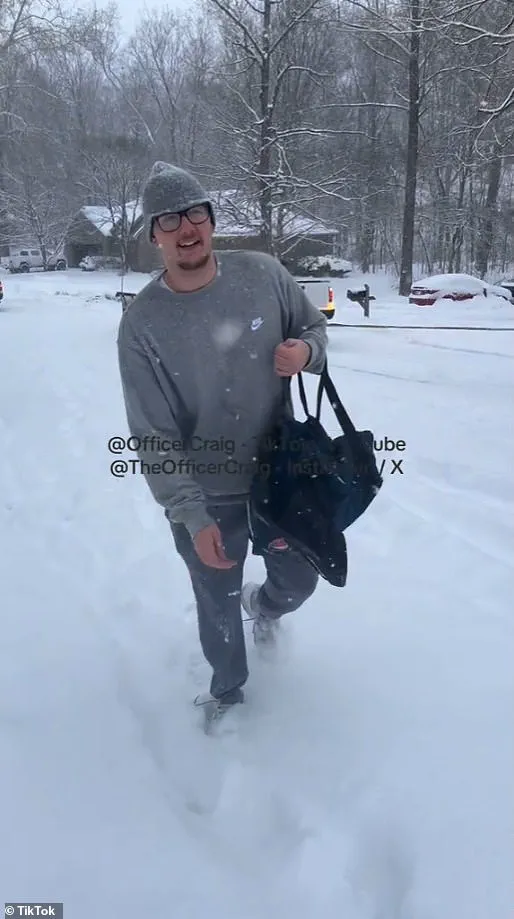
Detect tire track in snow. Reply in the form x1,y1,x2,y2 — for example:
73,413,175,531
414,463,514,513
329,360,435,385
406,336,514,359
389,489,514,569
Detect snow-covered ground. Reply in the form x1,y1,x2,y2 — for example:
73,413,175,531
1,267,513,919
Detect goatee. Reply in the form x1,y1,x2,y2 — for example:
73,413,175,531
177,252,211,272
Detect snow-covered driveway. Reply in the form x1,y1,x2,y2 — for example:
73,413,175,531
1,270,513,919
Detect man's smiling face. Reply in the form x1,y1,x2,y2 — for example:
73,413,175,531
152,204,214,273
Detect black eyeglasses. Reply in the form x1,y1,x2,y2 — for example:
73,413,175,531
154,204,211,233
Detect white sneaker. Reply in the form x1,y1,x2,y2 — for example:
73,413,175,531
194,688,244,707
193,688,244,729
241,581,280,645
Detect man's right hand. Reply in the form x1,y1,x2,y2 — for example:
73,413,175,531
193,523,237,569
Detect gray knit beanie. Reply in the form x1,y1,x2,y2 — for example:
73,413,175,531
142,161,215,243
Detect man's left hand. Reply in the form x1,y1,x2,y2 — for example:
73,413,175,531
274,339,311,377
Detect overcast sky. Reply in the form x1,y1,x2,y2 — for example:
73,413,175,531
95,0,193,38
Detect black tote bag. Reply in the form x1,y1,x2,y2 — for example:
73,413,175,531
248,360,383,587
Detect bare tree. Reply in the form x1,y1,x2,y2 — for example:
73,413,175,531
0,0,511,281
201,0,342,255
121,11,217,169
75,131,149,268
0,0,114,244
431,0,514,126
0,166,66,255
336,0,439,293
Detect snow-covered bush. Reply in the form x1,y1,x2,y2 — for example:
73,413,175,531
287,255,352,277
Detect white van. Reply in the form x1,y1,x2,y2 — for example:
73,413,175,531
6,247,67,273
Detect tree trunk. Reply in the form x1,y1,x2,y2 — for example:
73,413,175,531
258,0,274,255
475,147,502,278
447,163,469,273
359,60,378,273
398,0,421,296
360,219,374,273
0,158,9,250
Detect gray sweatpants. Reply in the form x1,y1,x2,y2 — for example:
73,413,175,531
168,502,318,701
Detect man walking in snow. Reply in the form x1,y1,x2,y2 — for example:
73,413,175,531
117,161,328,718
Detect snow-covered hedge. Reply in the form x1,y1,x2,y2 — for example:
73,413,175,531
288,255,352,277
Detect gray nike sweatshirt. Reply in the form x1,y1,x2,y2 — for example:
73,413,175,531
116,249,328,538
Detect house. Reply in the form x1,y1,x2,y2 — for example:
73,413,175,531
125,189,340,274
65,188,340,274
64,207,119,266
126,222,163,274
64,202,143,268
209,189,340,263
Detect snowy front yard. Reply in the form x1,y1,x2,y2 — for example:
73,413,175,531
1,269,513,919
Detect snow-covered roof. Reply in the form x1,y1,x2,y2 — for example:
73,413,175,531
209,189,338,239
80,200,143,237
81,207,113,237
123,200,143,227
110,190,338,242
